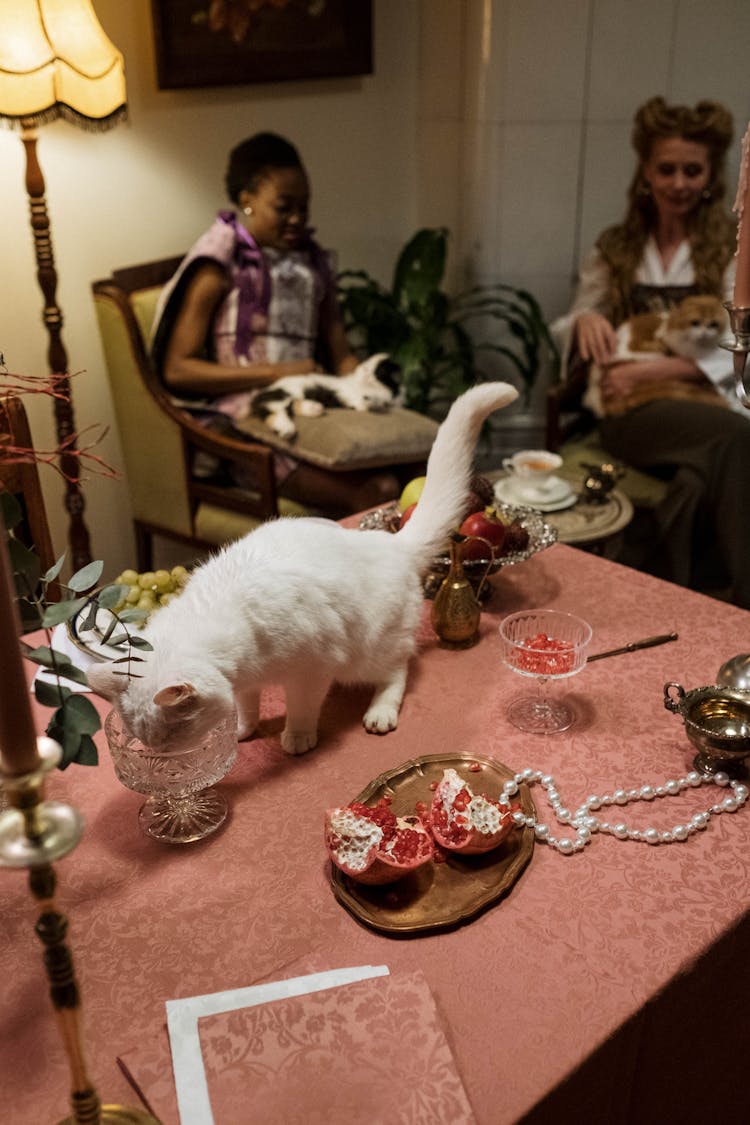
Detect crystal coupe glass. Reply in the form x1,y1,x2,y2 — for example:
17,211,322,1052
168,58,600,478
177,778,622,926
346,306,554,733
105,710,238,843
499,609,592,734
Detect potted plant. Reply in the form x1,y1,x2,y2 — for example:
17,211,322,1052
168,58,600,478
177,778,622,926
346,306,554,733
337,227,557,418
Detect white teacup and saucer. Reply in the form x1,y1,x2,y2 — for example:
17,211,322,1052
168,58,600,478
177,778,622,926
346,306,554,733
495,450,577,512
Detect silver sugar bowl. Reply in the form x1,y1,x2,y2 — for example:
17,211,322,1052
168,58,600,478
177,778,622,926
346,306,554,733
664,682,750,779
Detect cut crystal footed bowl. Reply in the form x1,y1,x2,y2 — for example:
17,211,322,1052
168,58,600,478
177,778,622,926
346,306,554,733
105,710,238,843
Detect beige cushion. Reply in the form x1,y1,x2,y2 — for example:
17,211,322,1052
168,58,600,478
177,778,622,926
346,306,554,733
231,408,438,471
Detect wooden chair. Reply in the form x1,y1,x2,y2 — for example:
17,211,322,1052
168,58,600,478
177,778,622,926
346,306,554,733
92,258,312,570
92,257,437,570
0,394,60,602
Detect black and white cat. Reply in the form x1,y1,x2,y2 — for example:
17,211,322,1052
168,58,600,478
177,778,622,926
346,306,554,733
250,352,402,439
88,382,518,756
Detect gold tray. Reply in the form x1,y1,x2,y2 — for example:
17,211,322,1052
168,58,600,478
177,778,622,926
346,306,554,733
329,752,535,936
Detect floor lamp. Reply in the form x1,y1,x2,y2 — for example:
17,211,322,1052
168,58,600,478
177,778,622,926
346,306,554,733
0,0,128,571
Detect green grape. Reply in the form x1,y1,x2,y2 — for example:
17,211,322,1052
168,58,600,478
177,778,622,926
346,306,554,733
138,571,156,590
120,569,139,585
153,570,174,593
125,586,141,605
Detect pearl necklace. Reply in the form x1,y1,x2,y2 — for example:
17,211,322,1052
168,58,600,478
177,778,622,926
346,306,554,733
499,768,748,855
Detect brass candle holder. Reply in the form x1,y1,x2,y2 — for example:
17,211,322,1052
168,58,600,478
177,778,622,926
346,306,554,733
0,736,160,1125
722,302,750,408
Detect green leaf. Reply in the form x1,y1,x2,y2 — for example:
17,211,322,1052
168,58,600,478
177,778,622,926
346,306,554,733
22,643,56,668
80,600,99,632
73,734,99,767
392,228,447,306
128,635,154,650
42,555,66,584
46,652,90,686
96,584,127,610
34,679,71,708
63,694,101,736
118,608,150,624
42,597,88,627
67,560,104,593
100,613,121,644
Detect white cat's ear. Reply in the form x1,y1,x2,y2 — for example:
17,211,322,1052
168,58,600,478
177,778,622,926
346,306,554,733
86,662,128,701
153,683,199,713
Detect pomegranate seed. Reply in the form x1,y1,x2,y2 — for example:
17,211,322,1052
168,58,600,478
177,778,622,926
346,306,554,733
469,762,482,772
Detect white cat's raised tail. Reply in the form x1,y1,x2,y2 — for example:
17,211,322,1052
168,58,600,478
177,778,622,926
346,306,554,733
88,382,518,755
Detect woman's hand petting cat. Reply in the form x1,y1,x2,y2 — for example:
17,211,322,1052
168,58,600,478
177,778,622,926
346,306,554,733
601,356,703,402
575,311,618,366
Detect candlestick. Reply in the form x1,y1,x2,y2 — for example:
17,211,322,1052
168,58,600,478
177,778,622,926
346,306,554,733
733,122,750,308
0,530,41,776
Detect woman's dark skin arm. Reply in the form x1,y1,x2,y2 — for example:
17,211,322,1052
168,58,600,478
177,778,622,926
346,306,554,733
162,262,323,395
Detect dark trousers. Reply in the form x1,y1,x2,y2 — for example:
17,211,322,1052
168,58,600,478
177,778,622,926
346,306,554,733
600,399,750,608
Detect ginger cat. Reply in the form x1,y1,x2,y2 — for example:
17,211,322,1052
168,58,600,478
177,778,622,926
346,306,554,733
584,295,729,417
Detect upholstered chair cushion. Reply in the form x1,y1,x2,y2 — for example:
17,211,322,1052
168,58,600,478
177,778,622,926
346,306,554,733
231,408,438,471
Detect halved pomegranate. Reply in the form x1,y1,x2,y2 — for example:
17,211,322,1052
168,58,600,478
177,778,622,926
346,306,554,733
429,768,515,854
325,797,434,885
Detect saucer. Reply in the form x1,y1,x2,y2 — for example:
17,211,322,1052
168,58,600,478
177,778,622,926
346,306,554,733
494,475,577,512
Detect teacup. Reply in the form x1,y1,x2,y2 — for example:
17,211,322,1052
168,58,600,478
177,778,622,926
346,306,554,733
502,450,563,497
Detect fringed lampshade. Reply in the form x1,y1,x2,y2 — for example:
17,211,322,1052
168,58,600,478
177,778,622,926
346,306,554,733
0,0,126,129
0,1,128,569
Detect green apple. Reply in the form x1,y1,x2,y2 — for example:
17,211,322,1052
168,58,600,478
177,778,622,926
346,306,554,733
398,475,427,513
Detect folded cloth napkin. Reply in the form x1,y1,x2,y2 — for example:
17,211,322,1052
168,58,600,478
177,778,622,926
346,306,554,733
197,970,476,1125
117,968,475,1125
118,964,390,1125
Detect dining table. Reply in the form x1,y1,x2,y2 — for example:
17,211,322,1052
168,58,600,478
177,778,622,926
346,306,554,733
2,531,750,1125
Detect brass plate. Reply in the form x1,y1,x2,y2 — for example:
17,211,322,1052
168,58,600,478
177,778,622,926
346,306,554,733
329,752,535,936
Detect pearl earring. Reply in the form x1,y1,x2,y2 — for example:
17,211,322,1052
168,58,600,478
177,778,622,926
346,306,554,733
243,205,253,216
702,188,712,200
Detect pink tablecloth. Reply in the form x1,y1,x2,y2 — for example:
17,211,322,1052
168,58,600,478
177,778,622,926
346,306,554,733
3,542,750,1124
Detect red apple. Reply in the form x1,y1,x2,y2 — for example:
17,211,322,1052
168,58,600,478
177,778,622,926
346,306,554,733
458,509,506,561
399,502,418,529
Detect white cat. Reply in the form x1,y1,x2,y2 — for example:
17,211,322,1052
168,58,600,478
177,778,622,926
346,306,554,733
88,382,518,755
218,352,402,438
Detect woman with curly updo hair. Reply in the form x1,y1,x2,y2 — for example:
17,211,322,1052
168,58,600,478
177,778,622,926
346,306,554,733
552,96,750,608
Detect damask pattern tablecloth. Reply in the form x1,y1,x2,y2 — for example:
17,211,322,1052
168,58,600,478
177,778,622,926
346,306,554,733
3,542,750,1124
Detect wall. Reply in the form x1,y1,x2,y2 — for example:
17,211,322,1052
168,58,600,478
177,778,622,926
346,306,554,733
0,0,419,575
450,0,750,327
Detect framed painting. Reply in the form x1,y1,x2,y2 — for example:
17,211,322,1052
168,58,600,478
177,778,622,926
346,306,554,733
151,0,373,89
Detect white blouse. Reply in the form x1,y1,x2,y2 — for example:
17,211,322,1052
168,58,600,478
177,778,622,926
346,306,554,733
550,236,736,391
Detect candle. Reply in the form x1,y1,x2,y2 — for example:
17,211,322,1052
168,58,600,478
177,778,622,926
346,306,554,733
0,531,41,777
732,121,750,308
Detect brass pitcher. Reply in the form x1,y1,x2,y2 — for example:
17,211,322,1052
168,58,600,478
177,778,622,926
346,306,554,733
431,537,482,646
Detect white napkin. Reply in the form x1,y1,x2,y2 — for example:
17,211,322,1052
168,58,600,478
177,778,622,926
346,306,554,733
166,965,389,1125
31,623,94,694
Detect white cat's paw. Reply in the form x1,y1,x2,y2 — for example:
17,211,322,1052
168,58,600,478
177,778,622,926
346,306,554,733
270,414,297,439
298,399,325,417
281,727,318,755
236,717,258,741
363,705,399,734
